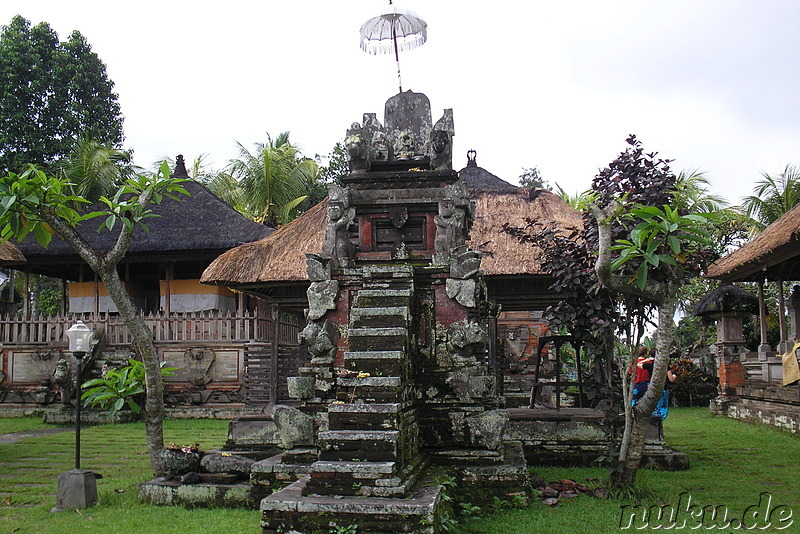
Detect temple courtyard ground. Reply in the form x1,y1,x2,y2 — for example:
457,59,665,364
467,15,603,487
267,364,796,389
0,408,797,533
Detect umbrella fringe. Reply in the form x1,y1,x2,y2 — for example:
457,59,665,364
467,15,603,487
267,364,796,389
360,33,427,55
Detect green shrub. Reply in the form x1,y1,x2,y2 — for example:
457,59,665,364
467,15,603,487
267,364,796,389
81,359,175,417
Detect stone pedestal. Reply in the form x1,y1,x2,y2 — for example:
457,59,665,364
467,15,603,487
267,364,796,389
52,469,100,512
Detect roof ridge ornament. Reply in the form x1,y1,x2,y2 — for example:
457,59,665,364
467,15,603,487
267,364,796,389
467,149,477,168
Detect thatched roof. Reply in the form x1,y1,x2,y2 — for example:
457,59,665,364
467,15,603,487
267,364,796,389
0,241,25,265
201,183,582,286
202,200,327,285
468,189,582,276
705,202,800,282
14,179,273,279
692,284,759,317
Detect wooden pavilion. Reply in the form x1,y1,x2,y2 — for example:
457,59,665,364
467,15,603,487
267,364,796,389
705,202,800,432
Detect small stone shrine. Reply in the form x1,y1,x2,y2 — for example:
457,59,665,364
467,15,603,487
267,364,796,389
259,90,528,533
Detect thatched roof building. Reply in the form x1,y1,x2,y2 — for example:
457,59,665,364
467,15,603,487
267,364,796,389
13,174,273,281
706,203,800,283
202,158,582,311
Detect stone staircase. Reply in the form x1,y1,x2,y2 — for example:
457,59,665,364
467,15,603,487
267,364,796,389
303,265,424,498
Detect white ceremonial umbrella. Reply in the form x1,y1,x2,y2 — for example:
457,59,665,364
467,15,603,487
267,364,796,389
359,1,427,93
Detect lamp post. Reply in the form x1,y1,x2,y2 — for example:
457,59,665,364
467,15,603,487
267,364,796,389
66,320,93,469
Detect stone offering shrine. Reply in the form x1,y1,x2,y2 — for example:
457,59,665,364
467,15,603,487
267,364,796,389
259,90,528,533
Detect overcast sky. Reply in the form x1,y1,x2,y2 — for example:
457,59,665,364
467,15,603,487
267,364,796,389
3,1,799,205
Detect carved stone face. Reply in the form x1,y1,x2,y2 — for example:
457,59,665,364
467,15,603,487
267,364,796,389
431,131,449,154
439,200,455,217
328,205,343,220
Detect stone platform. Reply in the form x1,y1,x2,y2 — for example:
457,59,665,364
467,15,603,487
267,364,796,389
260,475,442,534
139,475,254,508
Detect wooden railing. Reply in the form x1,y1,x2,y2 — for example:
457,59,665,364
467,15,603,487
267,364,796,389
0,310,302,346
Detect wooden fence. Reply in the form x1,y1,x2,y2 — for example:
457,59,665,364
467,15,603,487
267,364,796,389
0,309,303,346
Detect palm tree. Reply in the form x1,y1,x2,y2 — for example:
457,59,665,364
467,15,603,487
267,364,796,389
53,137,135,202
224,132,318,227
671,169,727,213
742,164,800,230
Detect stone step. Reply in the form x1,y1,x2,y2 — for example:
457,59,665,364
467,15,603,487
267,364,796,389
348,327,407,351
343,350,406,376
350,306,409,328
362,265,414,279
304,460,409,497
327,402,402,431
261,476,440,534
355,289,412,309
336,376,403,403
318,430,400,462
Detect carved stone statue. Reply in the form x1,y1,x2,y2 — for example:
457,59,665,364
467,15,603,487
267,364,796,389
322,201,355,268
345,123,368,173
52,357,74,405
394,129,415,160
433,199,465,264
298,320,337,366
371,131,389,162
429,130,452,171
448,319,489,366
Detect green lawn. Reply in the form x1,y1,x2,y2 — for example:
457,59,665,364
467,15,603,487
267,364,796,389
0,409,797,533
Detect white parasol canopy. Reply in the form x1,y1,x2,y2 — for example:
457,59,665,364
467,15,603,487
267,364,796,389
359,3,427,92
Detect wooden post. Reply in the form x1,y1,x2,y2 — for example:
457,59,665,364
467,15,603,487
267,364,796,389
22,271,29,320
60,278,67,316
758,278,770,352
270,303,279,405
93,272,100,319
164,263,172,316
778,278,788,352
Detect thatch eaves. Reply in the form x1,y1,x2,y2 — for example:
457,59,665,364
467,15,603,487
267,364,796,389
201,187,582,286
16,181,272,256
201,199,327,285
705,202,800,282
0,241,25,265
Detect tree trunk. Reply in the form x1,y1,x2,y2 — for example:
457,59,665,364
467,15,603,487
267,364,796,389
612,299,676,489
98,267,165,475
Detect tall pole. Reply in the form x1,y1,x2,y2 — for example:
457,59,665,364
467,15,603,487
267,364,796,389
74,352,84,469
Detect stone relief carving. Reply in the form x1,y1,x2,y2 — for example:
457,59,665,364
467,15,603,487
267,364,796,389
306,253,332,282
183,348,216,387
299,320,337,366
306,279,339,321
322,186,355,268
433,199,466,264
447,319,488,366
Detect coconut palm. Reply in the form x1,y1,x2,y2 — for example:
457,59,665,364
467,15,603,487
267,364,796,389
225,132,318,227
671,169,727,213
742,164,800,230
53,137,135,202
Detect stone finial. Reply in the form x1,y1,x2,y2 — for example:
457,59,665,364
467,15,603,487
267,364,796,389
466,149,478,168
173,155,189,178
384,90,432,160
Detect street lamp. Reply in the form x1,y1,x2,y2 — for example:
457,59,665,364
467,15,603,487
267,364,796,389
53,320,97,512
66,320,93,469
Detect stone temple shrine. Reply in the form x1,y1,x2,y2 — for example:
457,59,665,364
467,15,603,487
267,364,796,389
256,90,528,532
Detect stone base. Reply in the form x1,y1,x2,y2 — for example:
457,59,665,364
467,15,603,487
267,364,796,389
260,475,441,534
446,441,531,507
138,477,254,508
52,469,100,512
716,384,800,433
641,444,690,471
